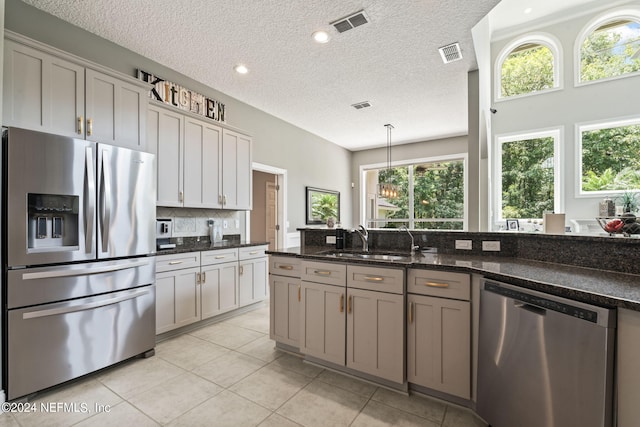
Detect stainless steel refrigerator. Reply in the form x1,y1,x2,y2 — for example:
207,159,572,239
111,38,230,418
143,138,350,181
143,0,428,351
2,127,157,400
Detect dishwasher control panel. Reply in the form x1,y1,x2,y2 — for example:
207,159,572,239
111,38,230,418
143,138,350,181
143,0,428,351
484,281,599,323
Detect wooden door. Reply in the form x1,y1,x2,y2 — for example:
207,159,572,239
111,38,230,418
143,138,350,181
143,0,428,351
407,293,471,398
299,281,345,365
266,181,278,250
346,288,404,383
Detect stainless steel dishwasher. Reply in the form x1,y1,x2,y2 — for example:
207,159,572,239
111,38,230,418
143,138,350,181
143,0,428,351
477,279,615,427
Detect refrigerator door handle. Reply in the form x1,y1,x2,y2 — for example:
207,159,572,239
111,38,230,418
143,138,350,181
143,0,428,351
20,259,152,280
22,288,150,320
85,147,96,253
100,149,112,253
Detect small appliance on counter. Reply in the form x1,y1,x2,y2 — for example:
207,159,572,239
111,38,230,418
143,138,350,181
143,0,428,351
208,218,223,243
156,218,176,249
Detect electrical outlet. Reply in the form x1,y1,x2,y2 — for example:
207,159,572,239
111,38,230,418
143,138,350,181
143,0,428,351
326,236,336,244
482,241,501,251
455,240,473,250
223,220,228,229
234,219,240,228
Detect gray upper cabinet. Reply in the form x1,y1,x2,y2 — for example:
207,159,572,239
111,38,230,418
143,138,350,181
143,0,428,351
147,105,184,206
3,34,148,150
148,103,251,210
222,129,252,210
3,39,84,138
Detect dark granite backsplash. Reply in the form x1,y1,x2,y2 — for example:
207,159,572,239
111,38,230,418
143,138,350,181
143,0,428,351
298,228,640,275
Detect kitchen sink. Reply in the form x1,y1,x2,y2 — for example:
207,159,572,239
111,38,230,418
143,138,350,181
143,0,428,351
320,250,413,262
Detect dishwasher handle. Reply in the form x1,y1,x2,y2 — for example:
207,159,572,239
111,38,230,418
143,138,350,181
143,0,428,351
514,301,546,316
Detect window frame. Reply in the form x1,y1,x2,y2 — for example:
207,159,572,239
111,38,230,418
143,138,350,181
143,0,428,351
495,32,563,102
493,128,563,225
359,153,468,230
574,7,640,87
575,116,640,197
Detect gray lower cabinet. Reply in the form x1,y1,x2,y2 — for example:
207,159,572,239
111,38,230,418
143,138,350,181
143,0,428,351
200,261,239,319
346,265,405,383
300,280,346,365
155,252,202,334
269,257,301,348
407,269,471,399
239,246,269,306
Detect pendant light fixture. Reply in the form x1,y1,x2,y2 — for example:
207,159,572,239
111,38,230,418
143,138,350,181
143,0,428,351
378,124,399,199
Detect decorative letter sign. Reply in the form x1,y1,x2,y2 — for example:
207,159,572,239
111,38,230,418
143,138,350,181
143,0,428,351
137,69,226,123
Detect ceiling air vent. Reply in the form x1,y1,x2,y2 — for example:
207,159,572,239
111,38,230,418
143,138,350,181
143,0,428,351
438,42,462,64
351,101,371,110
332,10,369,33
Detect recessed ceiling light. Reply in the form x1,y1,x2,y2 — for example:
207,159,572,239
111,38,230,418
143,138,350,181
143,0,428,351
234,64,249,74
312,30,330,43
524,7,533,14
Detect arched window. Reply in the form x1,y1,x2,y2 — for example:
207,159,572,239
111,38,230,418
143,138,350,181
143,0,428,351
496,34,561,100
578,11,640,84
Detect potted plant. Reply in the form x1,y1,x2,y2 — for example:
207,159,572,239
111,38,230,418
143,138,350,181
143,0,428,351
619,191,639,214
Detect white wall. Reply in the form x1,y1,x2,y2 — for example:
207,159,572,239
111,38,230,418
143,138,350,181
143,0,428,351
3,0,352,233
488,2,640,227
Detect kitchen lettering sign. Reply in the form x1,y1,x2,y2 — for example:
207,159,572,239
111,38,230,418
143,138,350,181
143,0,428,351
137,69,226,123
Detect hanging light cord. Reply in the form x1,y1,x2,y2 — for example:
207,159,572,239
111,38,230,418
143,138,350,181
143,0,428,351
384,124,394,173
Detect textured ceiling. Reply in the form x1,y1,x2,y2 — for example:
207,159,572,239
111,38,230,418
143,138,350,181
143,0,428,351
19,0,502,150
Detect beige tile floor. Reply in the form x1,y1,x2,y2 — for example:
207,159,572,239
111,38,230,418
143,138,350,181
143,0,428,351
0,303,487,427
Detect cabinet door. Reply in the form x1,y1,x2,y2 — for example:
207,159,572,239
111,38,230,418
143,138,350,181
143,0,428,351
347,288,404,383
183,117,222,208
239,257,268,307
148,105,184,206
269,275,300,347
407,294,470,399
300,281,345,365
3,40,84,137
155,266,200,334
201,262,239,318
85,69,146,149
222,129,252,210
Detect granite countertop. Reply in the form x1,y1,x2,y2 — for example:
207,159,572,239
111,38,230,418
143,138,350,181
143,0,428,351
267,246,640,311
156,239,269,255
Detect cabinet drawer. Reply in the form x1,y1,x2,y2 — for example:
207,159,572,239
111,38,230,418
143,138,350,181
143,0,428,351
347,265,404,294
239,245,268,260
270,256,301,278
408,269,470,301
201,248,239,266
301,261,346,287
156,252,201,273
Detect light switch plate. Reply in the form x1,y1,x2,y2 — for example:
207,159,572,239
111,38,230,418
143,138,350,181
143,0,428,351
455,240,473,250
223,220,228,229
326,236,337,244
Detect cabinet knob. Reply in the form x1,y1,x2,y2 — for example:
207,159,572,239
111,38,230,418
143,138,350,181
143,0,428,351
409,301,414,324
196,272,201,284
339,294,344,313
424,282,449,288
179,191,184,202
298,285,301,302
202,272,206,283
78,116,84,135
239,265,244,275
87,118,93,136
347,295,352,314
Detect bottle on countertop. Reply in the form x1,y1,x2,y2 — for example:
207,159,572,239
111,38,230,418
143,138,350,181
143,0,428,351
335,228,345,249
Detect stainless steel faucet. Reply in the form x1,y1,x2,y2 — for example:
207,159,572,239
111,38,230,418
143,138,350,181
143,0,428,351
399,226,419,255
354,225,369,252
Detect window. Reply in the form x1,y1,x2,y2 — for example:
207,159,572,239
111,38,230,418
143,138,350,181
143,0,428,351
579,119,640,193
363,158,465,230
496,34,561,100
496,130,561,221
579,17,640,83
